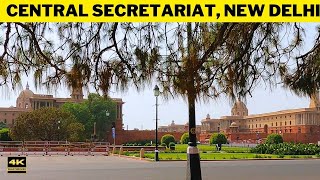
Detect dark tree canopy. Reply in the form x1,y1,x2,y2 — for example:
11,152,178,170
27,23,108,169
61,93,117,141
0,128,11,141
0,22,315,100
210,133,227,145
10,107,84,141
0,122,7,129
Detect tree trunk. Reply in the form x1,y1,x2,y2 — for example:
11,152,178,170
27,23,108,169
186,22,202,180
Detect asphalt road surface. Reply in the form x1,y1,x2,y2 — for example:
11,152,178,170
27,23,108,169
0,156,319,180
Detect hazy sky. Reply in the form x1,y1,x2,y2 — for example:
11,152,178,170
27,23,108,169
0,23,317,130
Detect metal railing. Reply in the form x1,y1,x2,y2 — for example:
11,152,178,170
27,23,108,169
0,141,110,156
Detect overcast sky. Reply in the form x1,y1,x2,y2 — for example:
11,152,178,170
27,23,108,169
0,23,317,130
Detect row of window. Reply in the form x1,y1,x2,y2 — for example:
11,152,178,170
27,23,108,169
1,113,15,116
248,121,292,129
271,129,293,133
248,115,292,122
271,121,292,126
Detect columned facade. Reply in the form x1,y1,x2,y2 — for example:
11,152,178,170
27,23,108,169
200,92,320,144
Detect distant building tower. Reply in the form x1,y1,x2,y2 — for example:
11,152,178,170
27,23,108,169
229,122,239,133
70,87,84,101
171,120,175,126
309,91,320,108
231,100,248,116
68,66,84,101
16,83,34,109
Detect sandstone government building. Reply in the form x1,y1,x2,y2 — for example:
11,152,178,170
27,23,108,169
160,92,320,144
0,84,125,134
0,84,320,144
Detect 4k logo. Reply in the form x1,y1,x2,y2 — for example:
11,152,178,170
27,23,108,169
7,157,27,173
9,159,25,166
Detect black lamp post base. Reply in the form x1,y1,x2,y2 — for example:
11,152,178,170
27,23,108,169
155,150,159,162
186,146,202,180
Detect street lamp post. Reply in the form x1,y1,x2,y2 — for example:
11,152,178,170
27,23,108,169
57,120,61,141
154,85,160,162
93,122,97,141
105,110,114,145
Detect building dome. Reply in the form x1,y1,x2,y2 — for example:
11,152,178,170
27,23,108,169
231,100,248,116
18,89,34,99
18,83,34,99
230,122,238,127
16,83,34,109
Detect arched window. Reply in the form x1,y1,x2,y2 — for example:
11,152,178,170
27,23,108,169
290,121,292,125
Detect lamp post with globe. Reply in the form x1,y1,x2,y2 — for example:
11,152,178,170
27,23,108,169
153,85,160,162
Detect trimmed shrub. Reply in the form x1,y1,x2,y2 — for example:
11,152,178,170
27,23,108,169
160,143,167,147
169,142,176,150
169,142,176,148
0,128,11,141
144,143,151,146
266,134,283,144
161,134,175,148
209,133,227,145
180,133,189,144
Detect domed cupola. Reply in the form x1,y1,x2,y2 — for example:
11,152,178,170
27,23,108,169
231,100,248,116
16,83,34,109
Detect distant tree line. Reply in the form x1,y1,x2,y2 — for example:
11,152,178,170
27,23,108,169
9,93,116,142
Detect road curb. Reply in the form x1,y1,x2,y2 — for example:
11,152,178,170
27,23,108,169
147,158,320,162
111,154,153,162
116,155,320,162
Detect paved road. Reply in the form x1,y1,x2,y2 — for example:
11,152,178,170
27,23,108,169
0,156,319,180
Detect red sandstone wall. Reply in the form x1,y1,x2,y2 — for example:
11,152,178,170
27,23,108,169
107,125,320,145
106,130,200,145
228,133,268,141
282,133,320,144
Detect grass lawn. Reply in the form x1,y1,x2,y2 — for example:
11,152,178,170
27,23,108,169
119,144,319,160
175,144,251,153
141,152,315,160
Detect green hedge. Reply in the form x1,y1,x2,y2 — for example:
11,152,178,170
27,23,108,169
251,143,320,155
123,140,155,146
